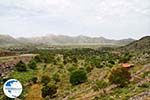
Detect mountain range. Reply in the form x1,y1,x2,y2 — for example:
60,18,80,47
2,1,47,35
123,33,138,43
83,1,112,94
0,34,135,47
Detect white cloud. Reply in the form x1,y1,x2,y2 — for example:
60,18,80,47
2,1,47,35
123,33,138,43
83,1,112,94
0,0,150,39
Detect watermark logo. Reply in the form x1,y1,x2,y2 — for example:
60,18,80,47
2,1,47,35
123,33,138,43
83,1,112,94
3,79,22,98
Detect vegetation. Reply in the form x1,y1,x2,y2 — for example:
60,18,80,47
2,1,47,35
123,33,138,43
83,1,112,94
15,60,27,72
41,83,58,98
70,69,87,85
52,73,60,83
109,67,131,87
28,60,37,69
41,75,51,85
0,36,150,100
119,52,132,63
93,80,109,90
34,55,42,62
30,77,38,84
10,69,35,84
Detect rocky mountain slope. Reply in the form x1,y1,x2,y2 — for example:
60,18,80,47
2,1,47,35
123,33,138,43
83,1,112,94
0,34,135,47
0,35,20,47
18,34,134,45
120,36,150,52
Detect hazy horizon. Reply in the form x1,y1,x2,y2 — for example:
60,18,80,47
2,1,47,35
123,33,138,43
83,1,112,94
0,0,150,39
1,33,149,40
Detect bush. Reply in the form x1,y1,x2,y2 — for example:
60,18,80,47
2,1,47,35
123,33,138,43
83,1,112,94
90,58,104,69
119,53,132,63
43,55,55,64
67,66,77,72
30,77,38,84
34,55,42,62
43,64,47,70
52,73,60,83
85,65,94,73
63,60,67,65
72,56,78,63
109,67,131,87
138,83,150,88
96,64,104,68
95,80,108,89
41,75,50,85
70,69,87,85
142,71,150,78
106,63,113,68
15,61,27,72
41,83,57,98
28,60,37,69
108,60,115,65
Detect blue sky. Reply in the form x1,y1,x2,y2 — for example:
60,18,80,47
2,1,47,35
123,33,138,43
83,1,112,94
0,0,150,39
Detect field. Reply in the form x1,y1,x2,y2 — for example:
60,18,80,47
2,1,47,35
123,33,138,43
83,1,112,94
0,45,150,100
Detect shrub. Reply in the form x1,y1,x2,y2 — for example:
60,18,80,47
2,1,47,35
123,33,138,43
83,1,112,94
90,58,104,69
85,65,94,73
43,55,55,64
28,60,37,69
93,80,108,91
41,83,57,98
72,56,78,63
96,64,104,68
63,60,67,65
70,69,87,85
109,67,131,87
95,80,108,89
106,63,113,68
43,64,47,70
108,60,115,65
142,71,150,78
67,66,77,72
119,53,132,63
138,83,149,88
52,73,60,83
15,61,27,72
30,77,38,84
34,55,42,62
41,75,50,85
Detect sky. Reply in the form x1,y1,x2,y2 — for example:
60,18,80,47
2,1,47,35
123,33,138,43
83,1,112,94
0,0,150,39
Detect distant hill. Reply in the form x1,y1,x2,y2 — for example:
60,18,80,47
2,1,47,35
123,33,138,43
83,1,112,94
119,36,150,52
17,34,134,46
0,34,135,47
0,35,20,47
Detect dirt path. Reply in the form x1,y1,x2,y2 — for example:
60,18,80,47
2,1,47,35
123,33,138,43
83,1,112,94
25,84,43,100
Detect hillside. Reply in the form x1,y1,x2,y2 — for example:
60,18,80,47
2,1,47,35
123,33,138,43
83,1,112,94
120,36,150,52
0,48,149,100
0,35,20,47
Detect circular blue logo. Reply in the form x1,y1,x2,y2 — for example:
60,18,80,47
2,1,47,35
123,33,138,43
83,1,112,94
3,79,23,98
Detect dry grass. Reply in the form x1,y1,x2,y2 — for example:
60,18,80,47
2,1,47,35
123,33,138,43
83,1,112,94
25,84,43,100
